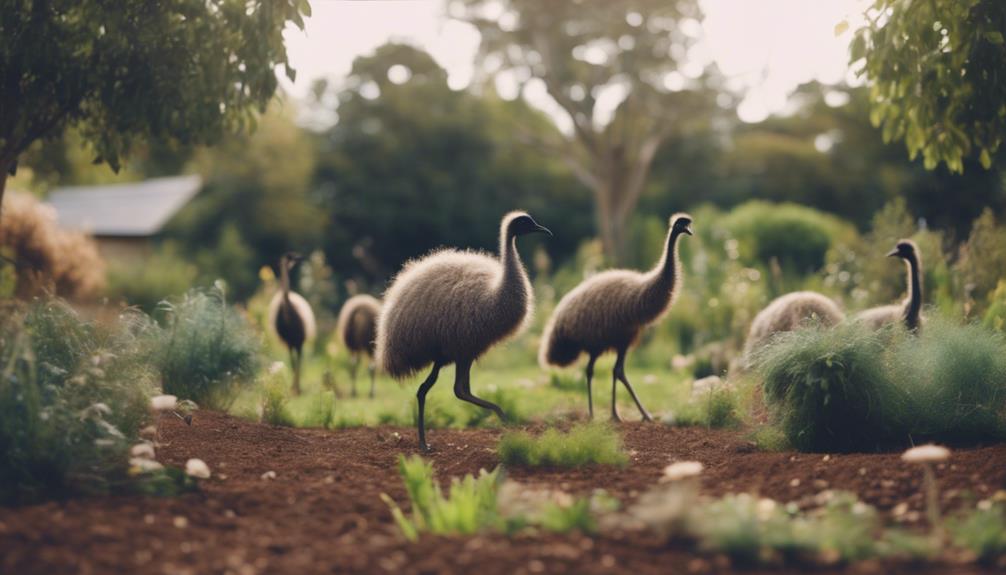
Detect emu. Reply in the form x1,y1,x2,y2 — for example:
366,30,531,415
539,213,693,421
741,291,844,367
375,211,551,452
336,294,382,398
267,252,316,395
855,239,923,331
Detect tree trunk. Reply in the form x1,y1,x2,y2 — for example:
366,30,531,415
0,165,8,226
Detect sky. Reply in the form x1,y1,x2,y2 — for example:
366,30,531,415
281,0,868,127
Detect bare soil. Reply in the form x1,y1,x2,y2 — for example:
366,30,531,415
1,411,1004,574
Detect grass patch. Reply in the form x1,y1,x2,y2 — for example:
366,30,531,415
498,423,627,468
950,500,1006,565
675,386,742,429
152,285,262,409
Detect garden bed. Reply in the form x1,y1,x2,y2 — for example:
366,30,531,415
1,411,1003,574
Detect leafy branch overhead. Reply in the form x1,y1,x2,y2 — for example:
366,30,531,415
851,0,1006,172
0,0,311,178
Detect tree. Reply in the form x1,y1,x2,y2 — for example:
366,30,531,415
313,43,592,284
0,0,311,218
457,0,723,263
851,0,1006,172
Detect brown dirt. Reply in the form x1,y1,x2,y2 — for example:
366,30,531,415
1,411,1004,574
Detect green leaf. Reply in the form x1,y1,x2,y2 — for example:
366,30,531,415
834,20,850,37
984,31,1004,45
979,148,992,169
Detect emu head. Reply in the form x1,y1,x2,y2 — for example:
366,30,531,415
670,213,694,237
506,212,552,238
281,251,305,270
886,240,918,261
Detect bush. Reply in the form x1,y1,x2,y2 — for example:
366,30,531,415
950,501,1006,565
0,299,156,503
151,285,262,409
258,371,295,427
756,317,1006,452
105,243,197,313
675,386,741,429
722,201,854,274
498,423,628,468
0,191,105,299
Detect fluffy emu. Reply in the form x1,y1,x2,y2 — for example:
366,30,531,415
855,239,923,331
267,252,316,395
336,294,382,398
539,213,694,422
376,211,551,451
741,291,844,367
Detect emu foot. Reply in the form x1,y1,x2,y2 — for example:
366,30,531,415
610,412,623,423
640,411,654,423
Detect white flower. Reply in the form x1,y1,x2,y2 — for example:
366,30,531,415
150,395,178,411
129,458,165,474
902,444,950,464
268,361,286,375
661,461,704,482
130,443,155,459
185,458,211,479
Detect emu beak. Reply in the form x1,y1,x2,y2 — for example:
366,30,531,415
535,224,553,237
886,249,899,258
684,225,694,236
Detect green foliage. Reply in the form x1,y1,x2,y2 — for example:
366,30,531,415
151,286,262,409
852,0,1006,172
756,322,910,452
675,387,741,429
984,281,1006,332
497,423,628,468
958,209,1006,317
722,201,855,274
0,0,310,176
756,317,1006,452
381,455,502,541
0,299,156,503
258,371,295,427
688,492,880,566
950,501,1006,564
105,243,197,313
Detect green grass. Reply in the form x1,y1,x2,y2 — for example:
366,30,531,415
950,501,1006,564
755,317,1006,452
498,423,628,468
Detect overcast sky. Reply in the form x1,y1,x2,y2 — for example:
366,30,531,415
281,0,868,126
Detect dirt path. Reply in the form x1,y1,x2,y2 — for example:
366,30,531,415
1,411,1004,574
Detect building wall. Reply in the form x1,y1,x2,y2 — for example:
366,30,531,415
95,236,154,264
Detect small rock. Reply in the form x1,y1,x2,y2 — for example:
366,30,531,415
261,471,277,480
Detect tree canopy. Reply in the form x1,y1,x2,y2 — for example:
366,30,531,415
0,0,311,213
852,0,1006,172
456,0,725,263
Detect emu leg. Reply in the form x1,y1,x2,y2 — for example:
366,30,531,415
610,363,622,422
368,362,376,399
416,363,442,452
615,348,652,422
350,355,359,398
290,348,302,396
585,354,597,420
453,359,505,422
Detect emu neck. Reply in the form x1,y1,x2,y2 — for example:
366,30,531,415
639,229,683,317
280,263,292,307
902,255,922,330
497,232,529,309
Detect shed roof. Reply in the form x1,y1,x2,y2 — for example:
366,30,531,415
47,175,202,237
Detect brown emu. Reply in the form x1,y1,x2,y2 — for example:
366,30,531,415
539,213,693,421
855,239,923,331
336,294,382,398
741,291,844,368
267,252,316,395
375,211,550,452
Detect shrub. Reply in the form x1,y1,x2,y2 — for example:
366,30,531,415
983,280,1006,333
756,322,909,451
722,201,854,274
0,191,105,299
498,423,628,468
957,209,1006,316
258,372,295,427
0,299,156,503
675,387,741,429
756,317,1006,452
151,285,262,409
105,243,197,313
